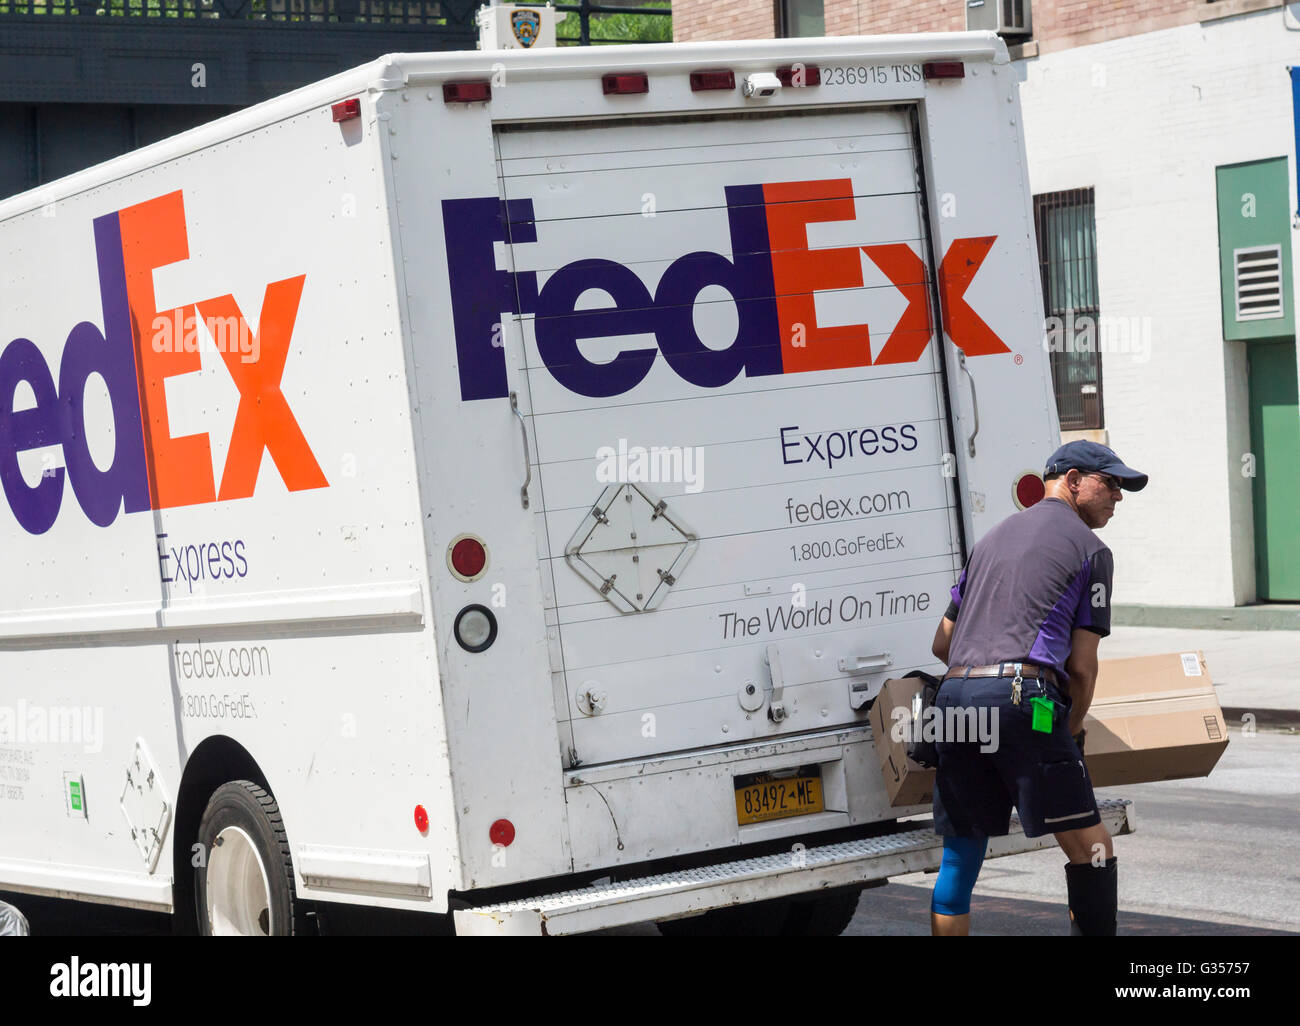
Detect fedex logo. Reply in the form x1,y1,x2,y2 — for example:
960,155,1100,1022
0,191,327,536
443,178,1009,402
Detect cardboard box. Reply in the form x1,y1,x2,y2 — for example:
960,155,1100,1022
1082,651,1229,788
869,676,936,807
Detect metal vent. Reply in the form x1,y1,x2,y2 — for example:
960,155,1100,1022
1233,245,1284,322
966,0,1032,35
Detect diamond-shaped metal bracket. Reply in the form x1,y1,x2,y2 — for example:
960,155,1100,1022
119,739,173,874
565,484,698,613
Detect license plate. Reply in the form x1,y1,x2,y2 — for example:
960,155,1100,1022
734,773,824,825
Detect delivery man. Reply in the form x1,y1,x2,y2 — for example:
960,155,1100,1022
927,440,1147,936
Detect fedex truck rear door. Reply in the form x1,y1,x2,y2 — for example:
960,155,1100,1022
493,105,966,767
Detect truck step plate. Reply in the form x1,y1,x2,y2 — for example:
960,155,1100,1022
453,797,1134,936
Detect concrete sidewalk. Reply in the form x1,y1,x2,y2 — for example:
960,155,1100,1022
1103,625,1299,721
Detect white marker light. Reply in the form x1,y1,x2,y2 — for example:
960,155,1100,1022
454,604,498,652
743,72,782,99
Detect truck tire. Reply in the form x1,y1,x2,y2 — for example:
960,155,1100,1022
657,885,863,937
780,885,863,935
195,780,307,936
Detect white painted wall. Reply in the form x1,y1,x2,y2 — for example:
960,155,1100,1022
1014,7,1300,606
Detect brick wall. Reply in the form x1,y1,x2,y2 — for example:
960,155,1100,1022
821,1,962,36
673,1,1276,54
672,0,775,42
1018,0,1247,54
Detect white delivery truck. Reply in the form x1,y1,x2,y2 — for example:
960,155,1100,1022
0,31,1133,936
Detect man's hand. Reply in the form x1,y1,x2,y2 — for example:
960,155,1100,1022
1073,729,1086,756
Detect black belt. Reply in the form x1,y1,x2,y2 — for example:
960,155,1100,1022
943,662,1060,687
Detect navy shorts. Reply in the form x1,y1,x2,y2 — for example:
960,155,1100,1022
931,673,1101,839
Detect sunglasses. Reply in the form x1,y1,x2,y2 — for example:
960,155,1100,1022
1086,472,1123,492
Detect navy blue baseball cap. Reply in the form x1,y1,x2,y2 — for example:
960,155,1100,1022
1044,440,1148,491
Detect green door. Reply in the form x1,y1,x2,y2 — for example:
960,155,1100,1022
1248,339,1300,599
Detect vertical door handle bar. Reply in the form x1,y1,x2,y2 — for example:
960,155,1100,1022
509,391,531,509
957,348,979,458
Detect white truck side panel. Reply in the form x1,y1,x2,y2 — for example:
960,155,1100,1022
0,86,461,910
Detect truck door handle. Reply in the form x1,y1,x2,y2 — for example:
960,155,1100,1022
509,391,531,510
765,643,787,723
838,652,893,675
956,348,980,458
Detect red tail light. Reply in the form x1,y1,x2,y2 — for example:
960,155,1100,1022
603,72,649,95
448,534,488,582
489,819,516,847
331,98,361,122
443,80,492,103
775,64,821,87
923,61,965,80
1014,472,1046,510
690,70,736,92
414,805,429,833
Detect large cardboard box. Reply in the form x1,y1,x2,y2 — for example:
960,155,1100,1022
1082,651,1229,788
869,675,936,807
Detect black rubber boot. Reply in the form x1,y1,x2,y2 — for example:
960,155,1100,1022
1064,856,1118,936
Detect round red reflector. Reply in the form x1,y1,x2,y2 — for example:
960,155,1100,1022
489,819,515,847
448,535,488,581
414,804,429,833
1015,473,1046,509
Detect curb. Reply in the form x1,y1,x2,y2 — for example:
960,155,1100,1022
1113,604,1300,631
1220,707,1300,732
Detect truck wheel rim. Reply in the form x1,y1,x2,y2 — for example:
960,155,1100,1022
207,826,273,936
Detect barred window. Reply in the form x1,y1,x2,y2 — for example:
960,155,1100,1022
1033,188,1103,430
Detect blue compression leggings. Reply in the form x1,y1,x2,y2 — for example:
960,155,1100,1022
931,836,989,916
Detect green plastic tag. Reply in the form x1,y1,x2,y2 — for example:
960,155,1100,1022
1030,696,1055,733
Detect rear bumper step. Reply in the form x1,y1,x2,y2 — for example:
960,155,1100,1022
453,797,1135,936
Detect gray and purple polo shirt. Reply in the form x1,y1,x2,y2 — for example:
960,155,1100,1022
944,496,1113,684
